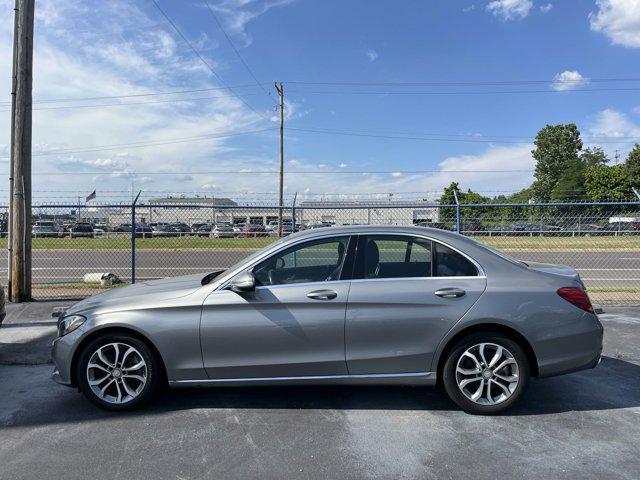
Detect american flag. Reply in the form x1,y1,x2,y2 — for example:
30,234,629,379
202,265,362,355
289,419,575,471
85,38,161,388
85,190,96,202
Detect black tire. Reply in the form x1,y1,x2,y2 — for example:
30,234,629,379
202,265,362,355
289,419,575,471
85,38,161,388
442,333,530,415
76,333,160,411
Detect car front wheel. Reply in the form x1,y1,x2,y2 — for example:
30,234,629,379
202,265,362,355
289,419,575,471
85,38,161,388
442,333,530,414
77,333,160,411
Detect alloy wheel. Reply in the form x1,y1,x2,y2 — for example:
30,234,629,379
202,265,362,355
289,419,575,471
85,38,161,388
86,342,148,404
455,342,519,405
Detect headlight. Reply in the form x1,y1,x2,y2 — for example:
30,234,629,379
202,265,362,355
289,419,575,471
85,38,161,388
57,315,86,337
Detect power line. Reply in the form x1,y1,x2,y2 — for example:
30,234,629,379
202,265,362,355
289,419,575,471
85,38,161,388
203,1,270,96
0,92,265,112
290,126,640,142
12,169,536,176
283,77,640,87
0,83,263,106
0,128,277,159
288,127,640,144
150,0,267,119
287,87,640,96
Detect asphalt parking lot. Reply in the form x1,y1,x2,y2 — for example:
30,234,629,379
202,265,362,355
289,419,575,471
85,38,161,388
1,304,639,479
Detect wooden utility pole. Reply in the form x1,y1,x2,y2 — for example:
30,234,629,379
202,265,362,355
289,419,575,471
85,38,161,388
275,82,284,237
10,0,35,302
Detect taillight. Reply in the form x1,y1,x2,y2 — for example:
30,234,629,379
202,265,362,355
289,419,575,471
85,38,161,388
557,287,594,313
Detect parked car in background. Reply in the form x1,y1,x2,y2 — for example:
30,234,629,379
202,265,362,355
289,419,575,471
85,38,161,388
69,222,94,238
151,224,178,237
462,221,486,233
52,225,603,414
135,224,153,237
605,221,640,235
113,224,133,232
306,222,334,230
190,223,207,233
32,221,62,238
242,223,268,237
211,223,235,238
171,223,191,234
196,224,213,237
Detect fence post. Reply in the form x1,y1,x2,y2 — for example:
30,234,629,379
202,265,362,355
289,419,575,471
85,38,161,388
291,191,298,233
452,190,461,234
131,191,141,284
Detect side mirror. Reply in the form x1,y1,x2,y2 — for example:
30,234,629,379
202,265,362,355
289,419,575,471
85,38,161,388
228,271,256,293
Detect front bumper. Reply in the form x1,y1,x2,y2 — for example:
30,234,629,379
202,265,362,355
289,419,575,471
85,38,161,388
50,326,85,387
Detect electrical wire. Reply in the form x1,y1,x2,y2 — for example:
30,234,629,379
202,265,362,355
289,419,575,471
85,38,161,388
0,83,263,107
14,169,536,176
282,78,640,87
203,1,270,96
288,127,640,144
150,0,268,120
0,128,277,160
286,87,640,96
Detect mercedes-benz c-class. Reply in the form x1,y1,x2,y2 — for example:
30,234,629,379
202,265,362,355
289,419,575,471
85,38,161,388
52,225,603,414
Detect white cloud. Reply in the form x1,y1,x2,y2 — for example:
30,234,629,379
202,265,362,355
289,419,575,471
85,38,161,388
587,108,640,159
391,172,403,177
366,49,378,62
206,0,295,46
288,159,300,166
0,0,279,198
463,5,476,13
486,0,533,20
540,3,553,13
589,0,640,48
338,162,348,168
552,70,589,91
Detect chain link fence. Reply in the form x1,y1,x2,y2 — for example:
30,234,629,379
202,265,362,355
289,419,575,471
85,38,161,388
1,200,639,305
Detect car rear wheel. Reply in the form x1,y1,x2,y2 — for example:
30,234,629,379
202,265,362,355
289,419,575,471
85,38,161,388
442,333,529,414
77,333,160,411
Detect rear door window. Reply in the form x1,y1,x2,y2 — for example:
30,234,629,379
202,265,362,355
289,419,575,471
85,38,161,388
358,235,432,279
433,242,478,277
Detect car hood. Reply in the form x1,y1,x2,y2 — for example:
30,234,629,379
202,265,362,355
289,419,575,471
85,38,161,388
65,272,209,315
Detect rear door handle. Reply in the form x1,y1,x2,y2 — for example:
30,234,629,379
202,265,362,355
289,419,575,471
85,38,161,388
434,288,466,298
307,289,338,300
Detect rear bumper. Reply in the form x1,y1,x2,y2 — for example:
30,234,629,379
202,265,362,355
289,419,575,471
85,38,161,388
536,312,604,378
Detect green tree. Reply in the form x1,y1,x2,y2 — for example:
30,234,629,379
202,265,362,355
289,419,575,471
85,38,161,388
531,124,583,201
580,147,609,167
584,164,632,202
551,157,586,201
626,144,640,189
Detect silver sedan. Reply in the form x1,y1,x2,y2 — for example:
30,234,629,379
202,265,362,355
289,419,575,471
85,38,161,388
51,225,603,414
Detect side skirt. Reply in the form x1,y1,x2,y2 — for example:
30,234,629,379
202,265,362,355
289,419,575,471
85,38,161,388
169,371,436,388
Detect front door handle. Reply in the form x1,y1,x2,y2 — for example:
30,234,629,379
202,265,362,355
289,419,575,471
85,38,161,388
434,288,466,298
307,289,338,300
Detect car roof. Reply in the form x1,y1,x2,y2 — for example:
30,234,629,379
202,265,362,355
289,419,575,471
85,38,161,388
286,224,468,244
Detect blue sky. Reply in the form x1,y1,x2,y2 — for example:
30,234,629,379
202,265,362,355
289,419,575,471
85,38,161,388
1,0,640,202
